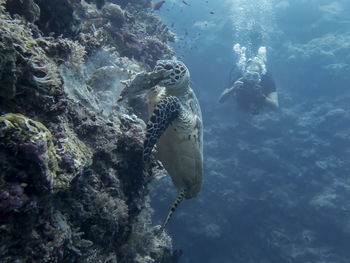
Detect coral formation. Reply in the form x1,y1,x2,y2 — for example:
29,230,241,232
0,34,17,99
0,113,59,191
5,0,40,22
0,3,82,109
102,3,125,27
0,0,180,262
34,0,80,37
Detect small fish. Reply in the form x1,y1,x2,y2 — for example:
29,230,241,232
182,0,190,6
209,10,215,14
152,0,166,10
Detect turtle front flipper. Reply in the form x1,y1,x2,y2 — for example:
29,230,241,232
143,96,182,163
118,69,171,102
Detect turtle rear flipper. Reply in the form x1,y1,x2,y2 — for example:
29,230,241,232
158,188,185,234
143,96,182,163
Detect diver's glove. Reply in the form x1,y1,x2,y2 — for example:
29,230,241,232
218,79,244,103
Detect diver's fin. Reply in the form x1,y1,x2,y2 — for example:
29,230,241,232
143,96,181,163
159,189,186,233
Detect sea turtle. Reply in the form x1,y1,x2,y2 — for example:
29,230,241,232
119,60,203,231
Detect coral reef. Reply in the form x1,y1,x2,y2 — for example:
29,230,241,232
0,0,180,262
3,0,176,69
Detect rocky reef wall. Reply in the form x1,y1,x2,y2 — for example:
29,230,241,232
0,0,179,262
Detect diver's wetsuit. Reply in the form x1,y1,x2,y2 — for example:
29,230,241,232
234,72,276,114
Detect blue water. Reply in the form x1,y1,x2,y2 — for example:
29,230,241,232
151,1,350,262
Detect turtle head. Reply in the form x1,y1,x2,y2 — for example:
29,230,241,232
154,60,190,93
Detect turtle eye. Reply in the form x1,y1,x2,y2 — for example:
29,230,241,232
164,64,173,70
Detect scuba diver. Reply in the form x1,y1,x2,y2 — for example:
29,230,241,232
218,54,279,114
